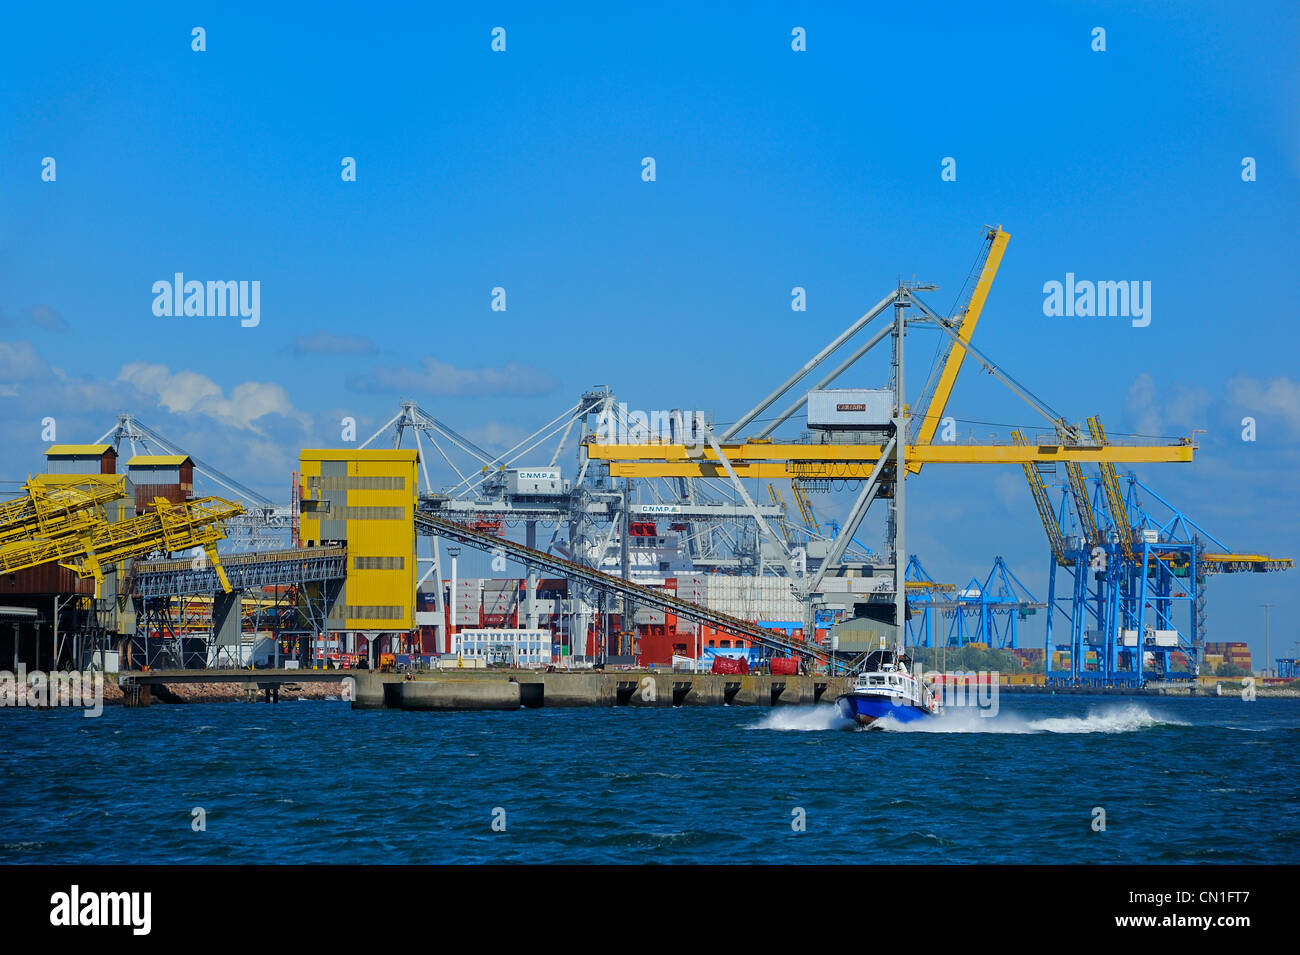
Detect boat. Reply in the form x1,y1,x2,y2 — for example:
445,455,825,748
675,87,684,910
836,644,940,726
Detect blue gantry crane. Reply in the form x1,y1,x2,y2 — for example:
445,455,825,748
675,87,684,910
1016,420,1293,686
905,555,1044,649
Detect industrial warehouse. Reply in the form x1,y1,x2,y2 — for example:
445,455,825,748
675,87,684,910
1,228,1291,699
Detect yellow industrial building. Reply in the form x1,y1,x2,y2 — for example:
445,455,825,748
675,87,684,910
298,449,419,640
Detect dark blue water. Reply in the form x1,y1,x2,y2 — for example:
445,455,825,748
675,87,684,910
3,696,1297,864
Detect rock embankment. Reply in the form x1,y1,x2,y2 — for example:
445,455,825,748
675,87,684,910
103,677,347,705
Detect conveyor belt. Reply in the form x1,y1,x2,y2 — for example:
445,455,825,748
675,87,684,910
415,510,847,672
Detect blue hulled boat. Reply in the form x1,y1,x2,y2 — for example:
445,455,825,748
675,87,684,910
836,646,940,727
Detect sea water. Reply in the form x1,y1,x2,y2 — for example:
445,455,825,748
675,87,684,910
1,696,1296,864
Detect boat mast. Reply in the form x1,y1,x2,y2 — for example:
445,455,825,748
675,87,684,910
892,282,907,670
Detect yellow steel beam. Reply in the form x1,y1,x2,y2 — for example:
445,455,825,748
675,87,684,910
909,226,1011,473
1202,554,1293,565
589,442,1194,463
590,441,1194,478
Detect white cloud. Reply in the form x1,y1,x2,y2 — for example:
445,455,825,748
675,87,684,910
26,304,68,332
995,472,1024,509
0,341,46,383
464,421,530,450
1125,372,1162,436
117,362,312,434
1226,375,1300,436
289,331,375,356
349,357,558,397
1164,384,1213,431
1124,373,1212,437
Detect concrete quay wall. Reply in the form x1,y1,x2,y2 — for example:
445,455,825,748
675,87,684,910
349,670,849,711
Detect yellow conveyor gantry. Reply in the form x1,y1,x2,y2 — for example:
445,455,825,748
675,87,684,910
0,478,125,546
0,494,244,597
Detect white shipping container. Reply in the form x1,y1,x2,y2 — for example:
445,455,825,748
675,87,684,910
507,468,569,496
482,590,516,615
807,389,893,429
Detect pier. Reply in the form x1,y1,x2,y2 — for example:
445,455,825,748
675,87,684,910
117,668,851,710
349,669,851,711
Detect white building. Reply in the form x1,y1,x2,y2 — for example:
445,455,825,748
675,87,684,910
452,629,553,666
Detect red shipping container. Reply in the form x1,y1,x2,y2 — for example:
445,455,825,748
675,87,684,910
711,656,749,675
769,657,799,675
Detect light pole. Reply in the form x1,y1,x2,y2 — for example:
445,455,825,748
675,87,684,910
1261,603,1272,679
448,546,461,656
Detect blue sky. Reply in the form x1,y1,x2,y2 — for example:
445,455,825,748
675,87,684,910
2,2,1297,663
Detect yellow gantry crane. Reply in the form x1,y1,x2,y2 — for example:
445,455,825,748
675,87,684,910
587,227,1192,480
582,225,1198,670
0,492,243,597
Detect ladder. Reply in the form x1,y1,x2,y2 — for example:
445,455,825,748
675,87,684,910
1012,430,1068,566
1087,416,1135,560
1057,424,1101,545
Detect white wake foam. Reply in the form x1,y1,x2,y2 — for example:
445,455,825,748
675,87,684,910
878,702,1188,734
750,702,1187,735
749,706,858,732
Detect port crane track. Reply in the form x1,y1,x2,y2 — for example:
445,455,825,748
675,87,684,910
415,511,849,673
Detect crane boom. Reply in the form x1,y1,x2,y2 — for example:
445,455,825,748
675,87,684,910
909,226,1011,473
766,484,792,546
790,481,820,535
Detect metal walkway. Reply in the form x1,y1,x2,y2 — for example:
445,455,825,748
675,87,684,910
415,511,847,672
133,545,347,596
